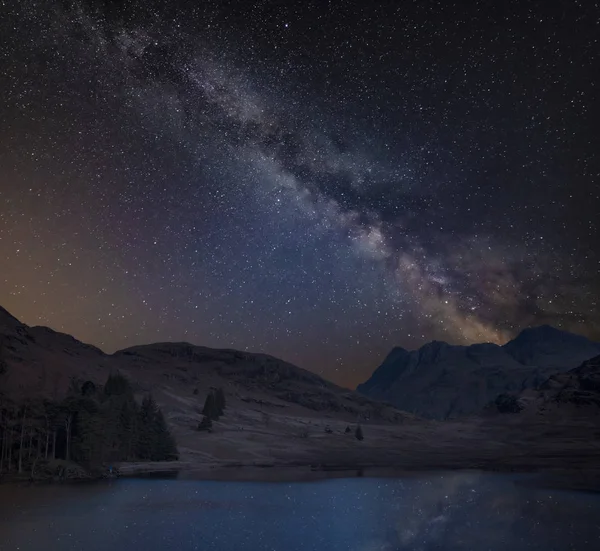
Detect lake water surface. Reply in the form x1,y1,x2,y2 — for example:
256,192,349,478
0,472,598,550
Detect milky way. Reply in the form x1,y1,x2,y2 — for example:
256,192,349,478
1,1,598,385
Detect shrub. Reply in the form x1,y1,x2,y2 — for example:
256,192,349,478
355,424,364,441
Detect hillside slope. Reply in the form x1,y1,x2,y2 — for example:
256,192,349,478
0,306,413,467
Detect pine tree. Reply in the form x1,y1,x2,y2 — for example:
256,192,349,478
118,397,139,460
60,396,80,462
81,380,96,397
355,424,364,441
153,408,178,460
0,374,178,472
137,394,177,461
72,397,103,465
202,392,217,420
104,373,134,397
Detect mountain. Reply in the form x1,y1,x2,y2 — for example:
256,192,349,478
3,306,600,482
357,326,600,419
0,305,413,468
0,307,108,399
529,354,600,412
503,325,600,369
488,354,600,416
0,305,22,332
112,341,408,421
0,305,397,418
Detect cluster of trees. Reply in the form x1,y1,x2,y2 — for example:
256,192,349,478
197,387,226,431
0,373,178,477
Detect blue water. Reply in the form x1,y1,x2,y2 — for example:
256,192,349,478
0,472,598,550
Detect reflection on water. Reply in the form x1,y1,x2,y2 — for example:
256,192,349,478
0,472,598,550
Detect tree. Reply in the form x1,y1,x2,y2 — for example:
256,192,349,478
355,424,364,441
137,395,158,460
81,380,96,397
0,407,5,473
0,374,178,475
137,395,178,461
202,392,217,420
17,404,27,473
0,401,15,473
120,397,140,461
104,373,134,398
0,399,47,476
44,400,62,460
152,407,178,460
202,388,226,422
59,395,82,462
71,397,104,466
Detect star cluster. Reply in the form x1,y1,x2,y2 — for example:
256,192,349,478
0,0,598,386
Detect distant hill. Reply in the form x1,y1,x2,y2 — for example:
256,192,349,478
357,326,600,419
0,305,410,428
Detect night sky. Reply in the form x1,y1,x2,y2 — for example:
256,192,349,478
1,0,598,387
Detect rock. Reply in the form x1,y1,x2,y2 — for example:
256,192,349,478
538,355,600,409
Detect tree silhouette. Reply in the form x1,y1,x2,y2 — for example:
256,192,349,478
137,395,177,461
81,380,96,397
104,373,134,397
202,392,217,420
0,374,178,477
355,424,364,441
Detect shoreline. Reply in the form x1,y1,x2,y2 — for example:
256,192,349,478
3,459,600,494
180,463,600,492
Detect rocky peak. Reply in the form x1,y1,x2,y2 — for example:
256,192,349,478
358,326,600,419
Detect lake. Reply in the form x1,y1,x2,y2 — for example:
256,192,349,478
0,472,598,550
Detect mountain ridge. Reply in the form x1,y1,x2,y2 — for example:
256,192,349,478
357,326,600,419
3,305,600,481
0,304,408,423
